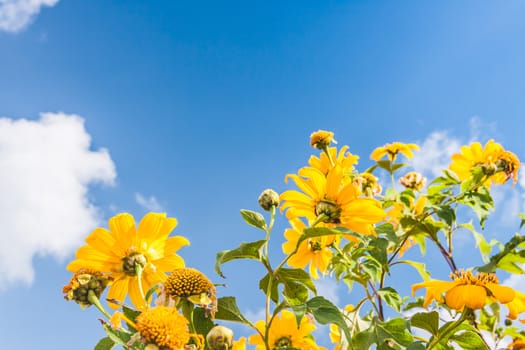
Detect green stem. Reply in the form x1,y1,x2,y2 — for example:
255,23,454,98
321,145,335,167
88,290,111,320
135,264,147,305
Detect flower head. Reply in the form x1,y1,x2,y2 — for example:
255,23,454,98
232,337,247,350
206,325,234,350
67,212,189,309
508,338,525,350
164,268,217,315
399,171,426,191
248,310,324,350
282,215,336,279
135,306,190,350
258,189,280,211
449,140,520,186
280,166,385,235
370,142,419,162
310,130,335,149
308,146,359,176
63,269,112,309
412,270,515,310
352,172,382,197
505,290,525,323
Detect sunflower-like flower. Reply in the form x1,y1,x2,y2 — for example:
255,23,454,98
449,139,520,186
310,130,335,149
135,306,190,350
308,146,359,176
282,215,336,279
412,270,515,310
248,310,324,350
370,142,419,162
63,269,112,309
164,267,217,315
67,212,189,309
280,166,386,235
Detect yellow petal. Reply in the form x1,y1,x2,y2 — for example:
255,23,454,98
446,284,486,310
107,277,130,309
486,283,515,304
109,213,136,245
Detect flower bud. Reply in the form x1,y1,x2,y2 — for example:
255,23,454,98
206,325,234,350
258,189,279,211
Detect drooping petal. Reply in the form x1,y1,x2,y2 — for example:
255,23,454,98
446,284,486,310
412,280,456,308
486,283,515,304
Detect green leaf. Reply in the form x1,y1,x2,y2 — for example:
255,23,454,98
459,187,494,227
449,331,489,350
396,260,431,281
102,325,131,346
215,239,266,278
360,257,382,282
368,238,389,266
215,296,251,325
192,307,215,339
94,337,115,350
307,296,352,346
435,205,456,226
377,287,402,313
377,160,393,173
240,209,267,230
278,268,317,294
406,342,426,350
410,311,439,336
301,227,346,246
354,317,413,349
259,273,279,303
291,303,307,328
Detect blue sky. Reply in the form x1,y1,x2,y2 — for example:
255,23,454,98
1,1,525,349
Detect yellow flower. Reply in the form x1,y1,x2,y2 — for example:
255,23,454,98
449,139,520,186
280,166,386,235
62,269,112,309
329,324,343,350
505,290,525,323
370,142,419,162
232,337,247,350
248,310,324,350
282,215,336,279
135,306,190,350
310,130,335,149
164,267,217,315
308,146,359,176
412,270,515,310
67,212,189,309
508,338,525,350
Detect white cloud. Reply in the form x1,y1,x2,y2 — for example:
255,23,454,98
411,131,461,178
315,277,340,305
135,193,163,212
0,0,59,33
0,112,116,288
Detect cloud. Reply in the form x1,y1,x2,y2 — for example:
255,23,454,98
0,0,59,33
315,277,340,305
411,131,461,178
135,193,163,212
0,112,116,288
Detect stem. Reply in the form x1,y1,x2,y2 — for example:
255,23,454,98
321,145,335,167
431,236,458,273
135,264,147,305
88,290,111,320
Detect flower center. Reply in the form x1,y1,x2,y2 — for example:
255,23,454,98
308,239,322,252
450,270,499,285
314,198,341,224
122,252,147,276
273,336,294,350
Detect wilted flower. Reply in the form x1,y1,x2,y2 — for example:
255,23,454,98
399,171,426,191
63,269,111,309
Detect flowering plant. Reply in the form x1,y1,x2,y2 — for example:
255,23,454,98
63,130,525,349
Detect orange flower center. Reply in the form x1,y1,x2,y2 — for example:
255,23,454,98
450,270,499,285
